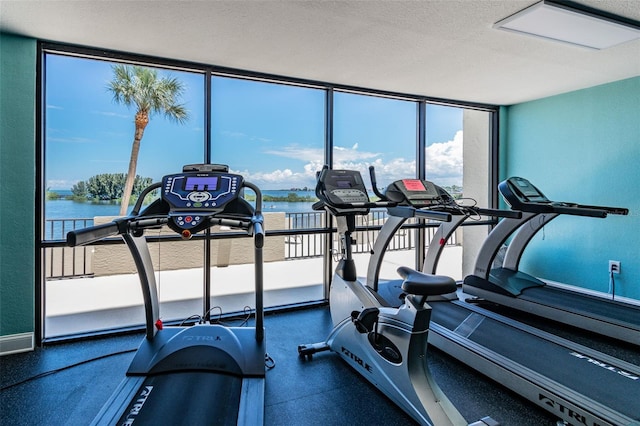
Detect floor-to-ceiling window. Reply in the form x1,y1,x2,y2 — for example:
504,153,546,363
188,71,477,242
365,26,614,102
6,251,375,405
42,52,205,337
209,76,326,313
39,44,497,340
332,91,418,281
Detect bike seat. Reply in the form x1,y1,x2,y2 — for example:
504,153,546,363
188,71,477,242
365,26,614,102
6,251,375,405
397,266,456,296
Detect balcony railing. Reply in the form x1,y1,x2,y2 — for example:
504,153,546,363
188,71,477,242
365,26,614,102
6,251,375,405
43,218,94,279
44,211,458,279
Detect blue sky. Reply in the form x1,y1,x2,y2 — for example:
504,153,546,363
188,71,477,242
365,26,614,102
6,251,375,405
45,54,464,191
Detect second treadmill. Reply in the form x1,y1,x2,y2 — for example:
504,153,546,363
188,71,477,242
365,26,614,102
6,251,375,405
462,176,638,345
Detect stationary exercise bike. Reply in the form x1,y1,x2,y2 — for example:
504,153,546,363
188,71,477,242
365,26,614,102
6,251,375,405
67,164,266,425
298,166,496,426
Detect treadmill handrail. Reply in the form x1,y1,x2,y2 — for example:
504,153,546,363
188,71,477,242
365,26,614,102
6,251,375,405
549,203,608,218
576,204,629,215
66,220,123,246
551,202,628,217
419,205,522,220
67,214,262,247
326,199,397,210
473,206,522,219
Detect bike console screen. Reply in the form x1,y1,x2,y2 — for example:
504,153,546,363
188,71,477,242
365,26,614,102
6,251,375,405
318,170,370,206
162,171,244,233
315,169,372,217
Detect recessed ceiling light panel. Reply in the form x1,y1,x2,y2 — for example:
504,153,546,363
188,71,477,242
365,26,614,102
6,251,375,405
494,0,640,49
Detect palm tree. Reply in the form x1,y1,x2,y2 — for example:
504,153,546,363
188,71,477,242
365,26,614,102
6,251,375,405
107,64,189,216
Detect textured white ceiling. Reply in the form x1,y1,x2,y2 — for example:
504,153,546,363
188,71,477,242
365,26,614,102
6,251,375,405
1,0,639,105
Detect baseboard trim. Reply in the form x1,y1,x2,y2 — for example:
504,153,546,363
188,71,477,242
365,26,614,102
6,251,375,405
544,279,640,306
0,332,35,356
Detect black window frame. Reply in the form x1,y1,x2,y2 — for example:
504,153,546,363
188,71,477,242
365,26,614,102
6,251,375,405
36,41,500,343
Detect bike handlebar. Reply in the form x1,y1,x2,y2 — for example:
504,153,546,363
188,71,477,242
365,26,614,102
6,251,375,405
368,166,386,200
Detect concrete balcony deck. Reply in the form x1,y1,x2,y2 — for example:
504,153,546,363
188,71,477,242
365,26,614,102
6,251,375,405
44,247,462,338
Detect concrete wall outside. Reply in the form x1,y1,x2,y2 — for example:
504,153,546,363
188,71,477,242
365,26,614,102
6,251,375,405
92,212,286,276
462,109,491,278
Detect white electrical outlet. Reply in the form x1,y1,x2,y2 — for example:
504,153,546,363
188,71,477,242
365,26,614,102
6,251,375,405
609,260,621,274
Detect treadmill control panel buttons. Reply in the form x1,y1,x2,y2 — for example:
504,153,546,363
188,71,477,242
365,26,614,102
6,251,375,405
162,171,244,234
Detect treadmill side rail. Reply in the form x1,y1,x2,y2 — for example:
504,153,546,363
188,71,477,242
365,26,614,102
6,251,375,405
238,378,265,426
428,301,640,426
91,377,146,426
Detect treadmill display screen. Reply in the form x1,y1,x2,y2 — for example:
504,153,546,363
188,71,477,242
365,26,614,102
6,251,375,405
402,179,426,191
185,176,218,191
515,179,543,198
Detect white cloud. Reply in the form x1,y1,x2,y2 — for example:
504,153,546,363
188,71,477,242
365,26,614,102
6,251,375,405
46,179,79,190
238,131,463,189
230,167,314,189
367,157,416,183
257,143,382,187
251,136,273,143
264,146,324,162
333,144,379,162
425,130,463,186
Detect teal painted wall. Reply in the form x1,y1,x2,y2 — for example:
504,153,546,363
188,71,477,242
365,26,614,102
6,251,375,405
0,33,36,336
502,77,640,300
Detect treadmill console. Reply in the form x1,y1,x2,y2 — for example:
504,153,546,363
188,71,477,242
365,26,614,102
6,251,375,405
162,167,244,233
385,179,453,208
500,176,629,218
503,177,550,204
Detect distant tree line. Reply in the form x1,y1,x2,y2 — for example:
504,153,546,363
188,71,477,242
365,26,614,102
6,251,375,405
70,173,153,203
263,192,317,202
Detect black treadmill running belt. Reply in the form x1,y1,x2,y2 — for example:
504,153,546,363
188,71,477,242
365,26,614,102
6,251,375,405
430,302,640,420
522,286,640,327
117,372,242,425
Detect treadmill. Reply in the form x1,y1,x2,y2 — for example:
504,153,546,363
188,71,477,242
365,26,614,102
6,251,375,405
67,164,266,425
462,176,638,345
364,173,640,426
